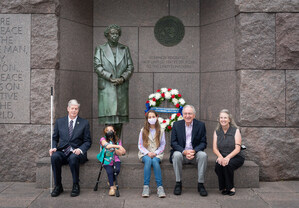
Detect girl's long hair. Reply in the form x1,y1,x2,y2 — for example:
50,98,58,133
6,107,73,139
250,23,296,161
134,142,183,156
142,110,161,148
216,109,239,131
103,125,119,144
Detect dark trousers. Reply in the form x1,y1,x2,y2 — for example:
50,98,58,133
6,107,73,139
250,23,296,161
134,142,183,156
51,151,87,185
104,162,121,186
215,155,244,191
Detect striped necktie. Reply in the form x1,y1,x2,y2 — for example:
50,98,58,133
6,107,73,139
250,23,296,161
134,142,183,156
69,120,73,138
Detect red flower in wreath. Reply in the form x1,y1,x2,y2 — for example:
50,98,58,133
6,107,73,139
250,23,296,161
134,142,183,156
171,95,175,98
156,89,161,92
163,120,166,123
161,93,165,98
146,100,149,103
176,103,180,108
152,98,156,101
167,126,172,130
178,94,182,98
168,88,172,91
177,113,181,117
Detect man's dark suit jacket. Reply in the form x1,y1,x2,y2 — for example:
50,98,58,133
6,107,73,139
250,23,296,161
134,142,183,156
169,119,207,163
52,116,92,156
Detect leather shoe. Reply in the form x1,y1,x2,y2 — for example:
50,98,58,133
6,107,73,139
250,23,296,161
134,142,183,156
51,185,63,197
174,181,182,195
71,183,80,197
198,183,208,196
228,191,235,196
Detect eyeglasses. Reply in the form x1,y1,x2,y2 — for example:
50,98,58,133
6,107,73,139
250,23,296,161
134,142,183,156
183,113,194,116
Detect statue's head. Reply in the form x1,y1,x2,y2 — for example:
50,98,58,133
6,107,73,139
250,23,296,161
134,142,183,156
104,24,122,38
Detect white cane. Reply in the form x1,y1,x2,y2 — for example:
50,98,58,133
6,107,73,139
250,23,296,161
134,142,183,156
50,87,54,193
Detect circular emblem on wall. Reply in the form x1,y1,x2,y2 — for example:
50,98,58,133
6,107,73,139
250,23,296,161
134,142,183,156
154,16,185,47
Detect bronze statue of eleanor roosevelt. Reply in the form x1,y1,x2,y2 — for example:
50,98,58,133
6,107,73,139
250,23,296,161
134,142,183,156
94,24,134,136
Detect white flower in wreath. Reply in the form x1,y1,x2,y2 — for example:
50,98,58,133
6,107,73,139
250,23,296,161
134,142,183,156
155,92,161,99
170,89,179,95
160,123,167,129
149,93,155,99
172,98,179,105
165,119,170,125
171,122,174,127
158,117,164,123
170,113,176,120
149,100,156,106
178,116,184,121
161,88,168,93
179,98,186,105
165,92,171,99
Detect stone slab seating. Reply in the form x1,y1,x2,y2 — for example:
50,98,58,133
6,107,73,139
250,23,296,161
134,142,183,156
36,146,259,189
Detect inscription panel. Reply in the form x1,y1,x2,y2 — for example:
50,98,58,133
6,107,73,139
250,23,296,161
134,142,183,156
140,27,199,73
0,14,31,123
142,55,196,70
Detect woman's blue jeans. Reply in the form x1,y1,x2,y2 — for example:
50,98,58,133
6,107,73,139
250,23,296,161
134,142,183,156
142,155,163,187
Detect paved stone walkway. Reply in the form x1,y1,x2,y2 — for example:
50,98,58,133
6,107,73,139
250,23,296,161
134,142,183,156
0,181,298,208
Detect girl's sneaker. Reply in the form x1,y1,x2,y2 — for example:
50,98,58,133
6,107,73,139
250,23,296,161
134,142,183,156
157,186,166,198
142,185,150,197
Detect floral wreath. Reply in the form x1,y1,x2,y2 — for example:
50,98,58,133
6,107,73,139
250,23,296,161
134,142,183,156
145,88,186,132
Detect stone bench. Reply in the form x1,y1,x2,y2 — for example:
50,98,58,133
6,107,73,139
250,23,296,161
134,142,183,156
36,145,259,189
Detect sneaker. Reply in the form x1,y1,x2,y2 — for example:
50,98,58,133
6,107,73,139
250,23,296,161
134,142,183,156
109,186,115,196
142,185,150,197
157,186,166,198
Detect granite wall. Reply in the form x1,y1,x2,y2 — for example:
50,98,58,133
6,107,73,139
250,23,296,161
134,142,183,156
0,0,298,182
56,0,93,125
235,0,299,180
200,0,236,146
0,0,59,181
0,0,93,181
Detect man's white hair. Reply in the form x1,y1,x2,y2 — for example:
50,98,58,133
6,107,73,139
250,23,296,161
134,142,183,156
183,104,196,115
68,99,80,108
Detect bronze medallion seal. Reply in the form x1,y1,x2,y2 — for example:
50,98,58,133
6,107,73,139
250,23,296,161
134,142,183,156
154,16,185,47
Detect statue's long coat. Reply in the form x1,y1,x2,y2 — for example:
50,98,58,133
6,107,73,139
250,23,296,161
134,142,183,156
94,42,134,122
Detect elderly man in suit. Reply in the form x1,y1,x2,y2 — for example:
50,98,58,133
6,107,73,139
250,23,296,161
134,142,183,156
170,105,208,196
49,99,92,197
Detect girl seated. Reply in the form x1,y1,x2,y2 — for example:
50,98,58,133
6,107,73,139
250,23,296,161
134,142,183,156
138,110,166,198
100,125,126,196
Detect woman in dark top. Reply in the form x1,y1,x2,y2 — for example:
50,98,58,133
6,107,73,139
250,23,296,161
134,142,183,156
213,109,244,196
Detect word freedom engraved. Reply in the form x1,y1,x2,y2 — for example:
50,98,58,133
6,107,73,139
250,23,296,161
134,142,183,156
154,16,185,47
0,14,31,123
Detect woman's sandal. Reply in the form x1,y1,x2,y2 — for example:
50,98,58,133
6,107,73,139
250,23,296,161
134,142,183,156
221,190,228,195
228,188,236,196
228,191,235,196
